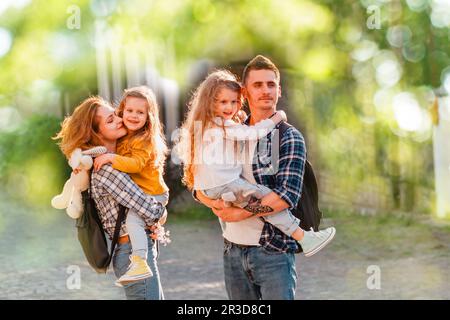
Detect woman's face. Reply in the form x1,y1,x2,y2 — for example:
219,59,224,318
96,105,127,143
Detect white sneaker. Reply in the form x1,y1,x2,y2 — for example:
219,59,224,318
298,227,336,257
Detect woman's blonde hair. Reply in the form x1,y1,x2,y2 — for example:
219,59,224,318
53,96,107,159
177,70,242,190
116,86,169,171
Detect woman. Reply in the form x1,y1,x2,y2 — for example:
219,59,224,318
54,96,166,300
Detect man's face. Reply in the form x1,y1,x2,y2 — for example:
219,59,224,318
243,69,281,111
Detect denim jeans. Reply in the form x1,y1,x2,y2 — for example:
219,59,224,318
126,192,169,259
112,237,164,300
223,240,297,300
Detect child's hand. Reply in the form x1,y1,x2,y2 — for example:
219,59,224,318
93,153,115,171
159,207,168,225
278,110,287,122
235,110,247,123
272,110,287,124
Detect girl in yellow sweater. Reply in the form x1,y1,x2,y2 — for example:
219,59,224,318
94,86,169,284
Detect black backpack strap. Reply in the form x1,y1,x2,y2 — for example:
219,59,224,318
277,121,292,144
107,205,127,265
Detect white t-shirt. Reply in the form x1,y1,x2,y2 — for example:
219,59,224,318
221,127,267,246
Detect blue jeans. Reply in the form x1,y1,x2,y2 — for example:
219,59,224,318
112,237,164,300
223,240,297,300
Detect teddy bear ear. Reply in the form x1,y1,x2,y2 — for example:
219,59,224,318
81,156,93,169
68,148,82,169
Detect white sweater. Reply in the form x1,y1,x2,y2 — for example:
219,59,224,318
193,117,276,190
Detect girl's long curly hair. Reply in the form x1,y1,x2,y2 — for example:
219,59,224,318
176,70,242,190
116,86,169,171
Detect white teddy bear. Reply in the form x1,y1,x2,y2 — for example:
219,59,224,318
51,146,107,219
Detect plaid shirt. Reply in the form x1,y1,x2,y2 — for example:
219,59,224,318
248,119,307,254
90,164,165,239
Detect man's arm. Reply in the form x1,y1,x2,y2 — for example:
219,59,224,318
93,165,165,225
195,190,254,222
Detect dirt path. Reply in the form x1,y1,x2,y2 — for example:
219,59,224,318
0,200,448,299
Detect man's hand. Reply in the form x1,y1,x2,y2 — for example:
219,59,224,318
211,206,252,222
211,199,227,210
94,153,115,171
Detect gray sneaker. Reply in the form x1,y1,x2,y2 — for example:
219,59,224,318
298,227,336,257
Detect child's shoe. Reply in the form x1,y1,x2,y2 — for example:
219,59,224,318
298,227,336,257
117,255,153,284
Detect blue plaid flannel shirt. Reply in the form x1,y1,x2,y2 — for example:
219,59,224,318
249,119,307,253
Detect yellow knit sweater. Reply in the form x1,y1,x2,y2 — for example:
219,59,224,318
112,136,168,195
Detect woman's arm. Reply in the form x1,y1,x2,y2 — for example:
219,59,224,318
93,164,165,225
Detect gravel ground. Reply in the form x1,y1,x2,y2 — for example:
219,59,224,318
0,200,448,300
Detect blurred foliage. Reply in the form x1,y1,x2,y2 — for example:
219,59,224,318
0,0,448,215
0,114,68,207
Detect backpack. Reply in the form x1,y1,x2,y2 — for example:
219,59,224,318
277,121,323,252
77,188,126,273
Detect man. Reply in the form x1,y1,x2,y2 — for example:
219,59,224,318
196,55,334,299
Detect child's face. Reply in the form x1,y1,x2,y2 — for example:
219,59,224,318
214,88,241,121
122,97,148,133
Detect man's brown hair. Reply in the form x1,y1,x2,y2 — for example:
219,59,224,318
242,55,280,84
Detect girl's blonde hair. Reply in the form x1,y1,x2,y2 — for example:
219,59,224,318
117,86,169,171
53,96,107,159
177,70,242,190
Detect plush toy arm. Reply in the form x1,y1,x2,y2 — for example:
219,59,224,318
82,146,107,157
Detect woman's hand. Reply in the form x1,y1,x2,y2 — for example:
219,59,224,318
93,153,115,171
149,223,160,240
149,222,171,245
